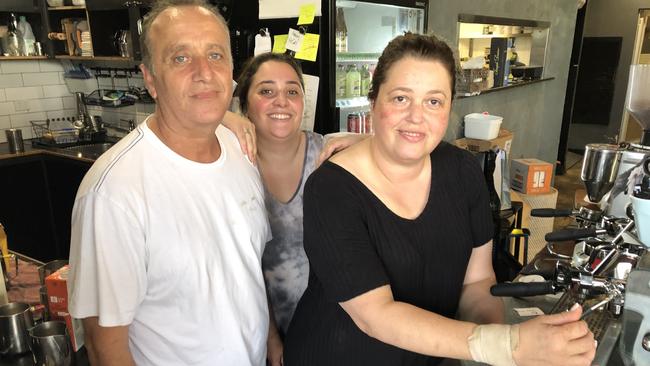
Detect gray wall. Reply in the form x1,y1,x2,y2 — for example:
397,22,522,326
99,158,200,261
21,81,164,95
431,0,578,164
569,0,650,150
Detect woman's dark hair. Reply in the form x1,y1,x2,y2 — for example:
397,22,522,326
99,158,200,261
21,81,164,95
368,33,457,102
234,53,305,114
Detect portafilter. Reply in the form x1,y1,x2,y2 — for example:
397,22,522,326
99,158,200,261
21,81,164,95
581,143,622,203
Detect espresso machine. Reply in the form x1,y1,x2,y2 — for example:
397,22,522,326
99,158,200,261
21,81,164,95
498,66,650,364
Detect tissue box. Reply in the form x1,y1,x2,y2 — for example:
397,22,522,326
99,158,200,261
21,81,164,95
510,158,554,194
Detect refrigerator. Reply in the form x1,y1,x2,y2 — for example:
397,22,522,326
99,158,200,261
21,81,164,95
227,0,429,134
329,0,428,133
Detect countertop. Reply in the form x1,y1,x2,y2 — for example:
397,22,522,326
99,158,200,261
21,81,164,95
0,139,111,163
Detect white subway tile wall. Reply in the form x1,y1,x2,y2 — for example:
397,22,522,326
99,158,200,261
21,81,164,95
0,60,70,142
1,60,152,143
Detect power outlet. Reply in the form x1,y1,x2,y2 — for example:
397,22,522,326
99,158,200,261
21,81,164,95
14,100,30,112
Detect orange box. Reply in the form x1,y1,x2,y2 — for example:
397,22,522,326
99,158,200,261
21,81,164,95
45,265,70,321
45,265,85,351
510,158,554,194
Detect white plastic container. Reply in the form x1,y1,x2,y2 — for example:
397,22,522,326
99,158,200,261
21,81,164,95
464,113,503,140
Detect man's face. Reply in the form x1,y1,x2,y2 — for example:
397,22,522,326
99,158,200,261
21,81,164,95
141,6,233,130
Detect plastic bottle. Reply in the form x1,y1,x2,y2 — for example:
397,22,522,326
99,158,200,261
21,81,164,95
335,8,348,53
345,64,361,98
17,16,36,56
360,64,371,96
0,223,10,304
6,13,22,56
335,64,347,99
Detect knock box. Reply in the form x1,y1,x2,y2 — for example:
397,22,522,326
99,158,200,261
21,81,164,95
510,158,554,194
45,265,84,351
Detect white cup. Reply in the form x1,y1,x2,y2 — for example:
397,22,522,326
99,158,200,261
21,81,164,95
631,195,650,246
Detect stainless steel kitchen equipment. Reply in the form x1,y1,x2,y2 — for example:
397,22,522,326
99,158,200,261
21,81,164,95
581,143,622,203
625,64,650,146
28,321,73,366
0,302,35,356
5,128,25,154
606,144,650,218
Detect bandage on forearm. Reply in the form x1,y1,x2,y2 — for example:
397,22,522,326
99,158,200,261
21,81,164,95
467,323,520,366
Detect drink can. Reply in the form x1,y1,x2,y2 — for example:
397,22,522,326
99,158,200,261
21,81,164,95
364,113,373,134
347,113,360,133
358,111,366,134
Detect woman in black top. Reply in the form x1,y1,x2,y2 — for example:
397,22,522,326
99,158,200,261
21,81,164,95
284,33,595,366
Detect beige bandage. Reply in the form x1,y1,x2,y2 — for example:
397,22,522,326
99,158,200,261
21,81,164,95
467,324,520,366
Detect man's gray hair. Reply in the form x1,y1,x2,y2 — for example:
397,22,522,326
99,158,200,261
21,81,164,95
140,0,231,73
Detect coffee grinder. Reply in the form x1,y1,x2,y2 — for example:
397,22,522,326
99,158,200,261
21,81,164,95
618,64,650,365
606,65,650,218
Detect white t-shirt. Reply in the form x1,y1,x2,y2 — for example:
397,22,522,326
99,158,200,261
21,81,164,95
68,118,271,366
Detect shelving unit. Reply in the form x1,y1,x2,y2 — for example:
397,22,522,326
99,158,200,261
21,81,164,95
47,6,87,11
0,56,49,60
55,55,132,61
1,0,149,61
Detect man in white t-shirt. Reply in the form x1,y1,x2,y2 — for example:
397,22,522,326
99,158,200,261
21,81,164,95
67,1,271,365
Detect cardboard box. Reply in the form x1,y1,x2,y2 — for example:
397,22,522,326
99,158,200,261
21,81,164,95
45,265,85,351
510,158,554,194
45,265,70,321
454,128,514,155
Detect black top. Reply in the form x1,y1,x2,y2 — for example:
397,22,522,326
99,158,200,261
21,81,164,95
284,142,494,366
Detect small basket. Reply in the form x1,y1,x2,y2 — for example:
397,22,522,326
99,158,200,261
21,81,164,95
31,120,79,145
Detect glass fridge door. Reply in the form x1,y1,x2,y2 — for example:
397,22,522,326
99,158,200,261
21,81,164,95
335,0,426,132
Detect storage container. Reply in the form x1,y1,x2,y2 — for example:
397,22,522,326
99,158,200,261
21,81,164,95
464,113,503,140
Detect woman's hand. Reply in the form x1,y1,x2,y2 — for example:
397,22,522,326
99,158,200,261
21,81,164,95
513,304,596,366
222,111,257,164
266,323,283,366
318,133,368,166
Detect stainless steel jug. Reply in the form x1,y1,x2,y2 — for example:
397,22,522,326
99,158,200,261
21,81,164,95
0,302,34,356
28,321,72,366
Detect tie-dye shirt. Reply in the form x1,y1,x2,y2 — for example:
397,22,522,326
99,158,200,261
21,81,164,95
262,131,323,334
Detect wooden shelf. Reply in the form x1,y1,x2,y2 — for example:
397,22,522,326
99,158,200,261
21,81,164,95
55,55,133,61
0,56,49,60
459,33,532,39
48,5,86,10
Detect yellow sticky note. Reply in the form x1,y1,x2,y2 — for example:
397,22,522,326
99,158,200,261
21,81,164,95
297,4,316,25
272,35,288,54
295,33,319,62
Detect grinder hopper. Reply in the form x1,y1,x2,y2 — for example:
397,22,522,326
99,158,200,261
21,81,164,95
625,64,650,145
581,143,622,203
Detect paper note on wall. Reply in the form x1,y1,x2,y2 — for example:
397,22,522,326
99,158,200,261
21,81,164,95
297,4,316,25
259,0,321,19
272,35,288,54
295,33,319,62
301,74,319,132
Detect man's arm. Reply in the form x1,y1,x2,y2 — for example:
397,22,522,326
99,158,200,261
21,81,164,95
82,317,135,366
